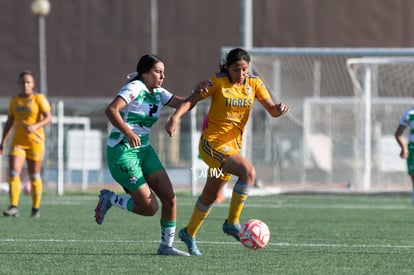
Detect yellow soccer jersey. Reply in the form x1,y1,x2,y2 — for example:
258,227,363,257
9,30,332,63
8,93,51,146
200,73,270,143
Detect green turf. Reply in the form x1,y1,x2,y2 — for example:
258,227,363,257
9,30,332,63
1,192,414,274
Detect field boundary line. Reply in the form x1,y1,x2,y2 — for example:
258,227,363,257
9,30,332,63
1,238,414,249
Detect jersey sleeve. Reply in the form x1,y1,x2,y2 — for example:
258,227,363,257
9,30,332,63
253,76,271,101
35,94,51,113
400,109,411,127
116,81,142,104
7,97,16,116
159,88,174,105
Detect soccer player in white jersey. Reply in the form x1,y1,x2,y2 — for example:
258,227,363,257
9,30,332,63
395,107,414,203
94,54,190,256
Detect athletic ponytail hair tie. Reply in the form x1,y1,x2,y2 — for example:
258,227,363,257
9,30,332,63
127,72,139,80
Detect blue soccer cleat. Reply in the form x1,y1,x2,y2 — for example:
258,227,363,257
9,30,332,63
179,228,202,256
222,220,241,241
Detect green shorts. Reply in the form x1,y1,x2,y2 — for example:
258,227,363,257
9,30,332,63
408,143,414,175
106,143,164,191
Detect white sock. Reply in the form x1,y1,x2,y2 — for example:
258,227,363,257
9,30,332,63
110,194,130,209
160,226,175,247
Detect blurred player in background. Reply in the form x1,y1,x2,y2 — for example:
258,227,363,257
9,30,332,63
395,107,414,203
165,48,290,255
94,54,190,256
0,70,52,218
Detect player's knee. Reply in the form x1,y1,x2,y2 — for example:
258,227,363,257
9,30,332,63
9,170,19,177
29,173,41,181
160,194,176,210
247,165,256,183
240,163,256,185
200,192,216,206
146,206,158,216
141,200,159,216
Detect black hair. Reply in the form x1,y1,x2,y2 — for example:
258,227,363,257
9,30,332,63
129,54,163,82
17,70,34,84
219,48,251,73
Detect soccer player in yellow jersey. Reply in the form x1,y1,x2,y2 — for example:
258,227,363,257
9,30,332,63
0,70,52,218
165,48,290,255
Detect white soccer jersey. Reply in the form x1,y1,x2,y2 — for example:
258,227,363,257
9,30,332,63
399,107,414,143
107,80,173,147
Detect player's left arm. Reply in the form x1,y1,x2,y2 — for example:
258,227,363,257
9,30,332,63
27,95,52,133
395,124,408,159
165,95,184,109
0,115,14,155
27,111,52,133
165,89,204,137
254,77,289,117
258,97,290,118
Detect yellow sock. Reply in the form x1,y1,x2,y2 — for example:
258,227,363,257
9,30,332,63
30,175,43,209
9,176,21,207
227,181,250,225
186,197,212,237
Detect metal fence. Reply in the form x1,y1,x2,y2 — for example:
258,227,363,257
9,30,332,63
2,47,414,195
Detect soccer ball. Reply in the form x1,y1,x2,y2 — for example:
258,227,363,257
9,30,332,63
239,219,270,250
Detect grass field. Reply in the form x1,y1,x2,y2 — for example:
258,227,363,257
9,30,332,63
1,192,414,274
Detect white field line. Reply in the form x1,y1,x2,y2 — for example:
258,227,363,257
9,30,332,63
41,197,412,210
1,238,414,250
243,203,412,210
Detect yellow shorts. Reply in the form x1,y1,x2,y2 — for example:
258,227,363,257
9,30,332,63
9,142,44,162
198,136,241,181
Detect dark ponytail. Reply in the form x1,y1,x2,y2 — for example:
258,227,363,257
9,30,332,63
129,54,163,82
219,48,251,73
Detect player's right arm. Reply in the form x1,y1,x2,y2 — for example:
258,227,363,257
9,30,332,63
0,115,14,155
105,96,141,147
165,80,208,137
395,124,408,159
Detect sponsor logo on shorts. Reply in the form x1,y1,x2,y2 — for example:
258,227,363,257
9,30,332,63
129,176,138,185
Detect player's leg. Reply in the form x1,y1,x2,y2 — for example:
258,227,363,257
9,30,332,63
26,159,43,218
199,137,256,224
179,138,233,255
26,142,45,218
147,170,190,256
143,147,189,256
410,174,414,203
407,146,414,204
179,175,227,256
95,181,159,224
95,144,159,224
220,152,256,240
4,147,26,217
95,178,160,219
189,175,228,235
